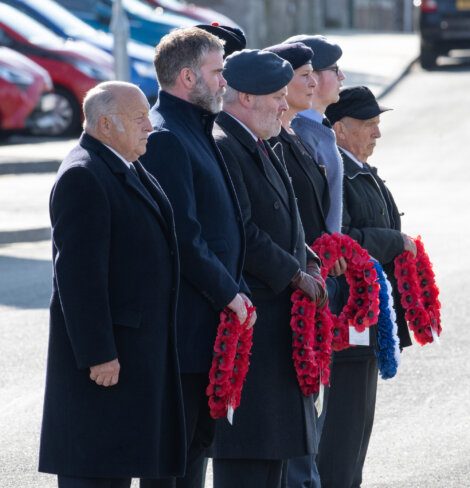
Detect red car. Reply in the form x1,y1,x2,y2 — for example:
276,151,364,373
0,3,114,136
0,47,54,135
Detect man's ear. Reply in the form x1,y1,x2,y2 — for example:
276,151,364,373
333,120,345,142
239,92,254,109
179,67,195,90
97,114,112,137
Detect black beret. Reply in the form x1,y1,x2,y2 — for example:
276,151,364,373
284,34,342,70
263,42,313,71
325,86,392,125
223,49,294,95
196,23,246,57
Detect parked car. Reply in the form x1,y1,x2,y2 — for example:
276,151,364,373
0,3,114,135
419,0,470,69
55,0,195,47
143,0,240,27
1,0,158,102
0,47,56,136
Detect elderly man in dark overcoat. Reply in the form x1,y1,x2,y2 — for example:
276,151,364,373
316,86,416,488
139,27,253,488
38,81,186,488
210,49,327,488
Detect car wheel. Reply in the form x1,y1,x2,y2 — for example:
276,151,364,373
46,87,81,136
420,42,438,70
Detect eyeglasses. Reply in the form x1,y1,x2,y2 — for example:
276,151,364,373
316,65,340,76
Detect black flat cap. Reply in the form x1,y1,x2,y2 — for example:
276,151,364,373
263,42,313,70
224,49,294,95
325,86,392,125
196,23,246,57
284,34,342,70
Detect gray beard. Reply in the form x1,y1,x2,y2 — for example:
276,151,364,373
188,77,223,114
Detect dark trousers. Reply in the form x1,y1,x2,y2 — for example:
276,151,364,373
317,357,378,488
140,373,215,488
213,458,284,488
58,476,131,488
281,386,329,488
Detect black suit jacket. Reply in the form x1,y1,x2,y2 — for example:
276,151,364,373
140,91,247,372
39,133,185,478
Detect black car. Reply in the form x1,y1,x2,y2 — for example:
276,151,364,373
420,0,470,68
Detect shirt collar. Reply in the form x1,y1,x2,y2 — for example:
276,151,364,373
298,108,323,124
340,147,364,168
224,112,259,141
104,144,132,169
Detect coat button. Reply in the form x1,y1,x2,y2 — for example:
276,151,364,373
273,201,280,210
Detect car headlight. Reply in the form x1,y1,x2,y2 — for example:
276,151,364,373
133,61,155,79
71,60,114,81
0,65,34,89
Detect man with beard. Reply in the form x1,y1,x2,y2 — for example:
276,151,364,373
210,49,327,488
140,28,255,488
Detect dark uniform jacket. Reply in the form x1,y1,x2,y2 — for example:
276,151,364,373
270,126,330,246
210,111,317,460
39,133,185,478
341,149,412,356
140,91,248,373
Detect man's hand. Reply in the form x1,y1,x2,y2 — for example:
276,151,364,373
402,233,417,257
89,358,120,387
328,257,347,277
305,261,328,307
227,293,248,325
240,293,257,328
291,269,328,307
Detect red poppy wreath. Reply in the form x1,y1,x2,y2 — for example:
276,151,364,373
290,233,380,396
394,236,441,345
206,305,255,421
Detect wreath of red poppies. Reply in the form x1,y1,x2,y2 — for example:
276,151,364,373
206,306,255,420
290,291,333,396
290,233,380,396
394,236,441,345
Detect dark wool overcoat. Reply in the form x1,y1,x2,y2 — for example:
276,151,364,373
340,150,412,356
140,91,247,373
39,133,186,478
210,112,317,460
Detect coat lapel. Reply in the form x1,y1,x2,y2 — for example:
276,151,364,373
281,129,328,228
80,133,169,232
217,112,291,209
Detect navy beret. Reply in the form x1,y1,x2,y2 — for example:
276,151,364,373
196,23,246,57
325,86,392,125
284,34,342,70
263,42,313,71
223,49,294,95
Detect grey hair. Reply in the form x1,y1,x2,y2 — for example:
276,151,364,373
154,27,224,90
223,86,240,106
82,81,138,131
